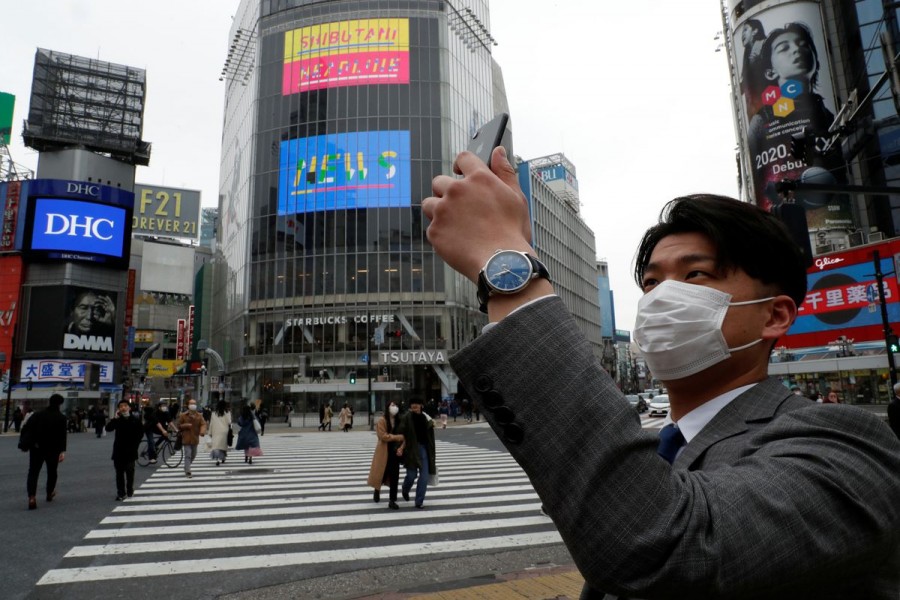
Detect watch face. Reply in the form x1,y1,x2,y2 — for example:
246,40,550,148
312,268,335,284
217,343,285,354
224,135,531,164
485,251,533,293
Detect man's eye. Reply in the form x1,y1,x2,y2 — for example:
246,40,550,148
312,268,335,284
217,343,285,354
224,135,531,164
641,279,658,291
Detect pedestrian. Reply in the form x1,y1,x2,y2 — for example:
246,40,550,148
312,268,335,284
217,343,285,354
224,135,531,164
321,402,333,431
890,383,900,440
825,388,840,404
367,401,405,510
339,402,353,432
176,399,207,478
438,400,449,429
91,406,107,438
398,397,436,509
348,404,354,430
208,399,232,466
284,401,293,424
141,404,167,464
105,399,144,501
156,401,173,433
12,406,23,432
318,403,326,431
422,148,900,597
19,394,67,510
235,404,262,464
255,405,268,435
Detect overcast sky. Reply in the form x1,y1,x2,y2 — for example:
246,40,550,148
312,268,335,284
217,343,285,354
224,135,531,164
4,1,739,332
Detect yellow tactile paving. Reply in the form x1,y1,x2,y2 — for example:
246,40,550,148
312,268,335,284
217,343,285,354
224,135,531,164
409,571,585,600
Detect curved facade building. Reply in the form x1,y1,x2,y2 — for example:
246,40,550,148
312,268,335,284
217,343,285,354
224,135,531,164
215,0,507,411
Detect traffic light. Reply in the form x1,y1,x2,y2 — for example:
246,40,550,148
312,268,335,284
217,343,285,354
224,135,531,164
348,371,357,384
26,379,32,391
888,334,899,354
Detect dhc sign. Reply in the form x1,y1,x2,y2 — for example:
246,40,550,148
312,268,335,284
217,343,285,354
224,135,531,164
30,198,126,257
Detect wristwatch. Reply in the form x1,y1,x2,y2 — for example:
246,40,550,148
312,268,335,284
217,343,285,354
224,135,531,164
476,250,550,313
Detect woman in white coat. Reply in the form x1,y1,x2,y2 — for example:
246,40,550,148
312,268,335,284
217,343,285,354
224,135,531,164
208,400,232,466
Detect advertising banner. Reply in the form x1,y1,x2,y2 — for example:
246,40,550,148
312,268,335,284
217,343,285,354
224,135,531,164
283,18,409,95
732,2,851,229
132,184,201,240
147,358,184,378
0,92,13,145
20,359,113,383
278,130,411,214
1,181,22,251
187,305,195,356
176,319,186,360
0,255,23,370
780,239,900,348
122,269,136,371
25,286,119,354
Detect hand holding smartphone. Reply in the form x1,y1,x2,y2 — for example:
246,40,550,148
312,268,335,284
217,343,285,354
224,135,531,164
467,113,512,169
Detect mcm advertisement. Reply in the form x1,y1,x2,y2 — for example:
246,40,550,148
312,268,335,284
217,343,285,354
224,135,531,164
25,286,119,354
732,1,851,229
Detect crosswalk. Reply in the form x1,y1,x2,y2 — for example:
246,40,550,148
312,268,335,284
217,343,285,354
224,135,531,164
36,433,562,588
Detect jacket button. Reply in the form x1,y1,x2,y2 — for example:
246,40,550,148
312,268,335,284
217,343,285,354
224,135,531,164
473,374,493,393
482,390,503,410
503,423,524,444
494,406,514,425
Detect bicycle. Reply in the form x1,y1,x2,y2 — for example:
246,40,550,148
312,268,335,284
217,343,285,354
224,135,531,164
137,431,183,468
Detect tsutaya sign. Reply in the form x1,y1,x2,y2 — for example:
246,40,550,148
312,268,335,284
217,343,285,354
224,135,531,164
379,350,447,365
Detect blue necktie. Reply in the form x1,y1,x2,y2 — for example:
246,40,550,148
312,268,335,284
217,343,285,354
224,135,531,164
657,424,686,464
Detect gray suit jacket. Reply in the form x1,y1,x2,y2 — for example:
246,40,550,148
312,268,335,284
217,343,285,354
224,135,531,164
450,297,900,599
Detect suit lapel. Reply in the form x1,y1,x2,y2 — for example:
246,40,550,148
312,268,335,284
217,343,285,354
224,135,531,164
673,378,793,469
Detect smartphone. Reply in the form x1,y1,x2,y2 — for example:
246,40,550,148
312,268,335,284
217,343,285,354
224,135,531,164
467,113,512,168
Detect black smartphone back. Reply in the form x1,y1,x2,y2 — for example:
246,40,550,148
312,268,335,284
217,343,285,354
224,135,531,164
468,113,512,168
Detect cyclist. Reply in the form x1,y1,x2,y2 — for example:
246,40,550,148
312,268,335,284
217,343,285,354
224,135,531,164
142,404,168,465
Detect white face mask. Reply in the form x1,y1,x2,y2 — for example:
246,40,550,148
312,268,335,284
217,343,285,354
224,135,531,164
633,280,773,381
388,405,399,416
188,404,197,411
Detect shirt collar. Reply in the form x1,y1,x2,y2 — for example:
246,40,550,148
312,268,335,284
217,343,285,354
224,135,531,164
662,382,758,443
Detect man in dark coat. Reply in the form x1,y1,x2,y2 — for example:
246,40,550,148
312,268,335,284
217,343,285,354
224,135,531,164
105,399,144,500
21,394,68,510
397,397,436,508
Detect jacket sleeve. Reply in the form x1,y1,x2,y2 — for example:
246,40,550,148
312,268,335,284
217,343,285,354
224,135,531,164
450,297,900,598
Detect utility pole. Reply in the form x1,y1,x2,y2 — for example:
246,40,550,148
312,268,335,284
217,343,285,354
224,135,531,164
873,251,898,385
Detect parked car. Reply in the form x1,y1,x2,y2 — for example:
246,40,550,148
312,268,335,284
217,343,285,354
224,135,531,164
647,394,670,418
625,394,648,413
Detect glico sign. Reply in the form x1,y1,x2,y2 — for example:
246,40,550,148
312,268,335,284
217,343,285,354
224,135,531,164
22,179,133,269
780,239,900,348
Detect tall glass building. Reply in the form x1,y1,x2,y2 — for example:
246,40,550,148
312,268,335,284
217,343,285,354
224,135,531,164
214,0,509,411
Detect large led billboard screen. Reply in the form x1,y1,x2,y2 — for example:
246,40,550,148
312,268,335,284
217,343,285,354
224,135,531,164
278,130,411,214
23,179,133,268
0,92,14,145
780,240,900,348
25,286,119,355
283,18,410,95
730,2,851,229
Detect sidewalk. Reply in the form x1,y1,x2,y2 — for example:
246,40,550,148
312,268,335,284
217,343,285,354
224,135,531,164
354,565,585,600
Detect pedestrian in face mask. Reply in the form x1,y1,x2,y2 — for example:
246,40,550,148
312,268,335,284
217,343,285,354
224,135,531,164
105,400,143,501
176,400,207,478
367,401,405,509
423,150,900,600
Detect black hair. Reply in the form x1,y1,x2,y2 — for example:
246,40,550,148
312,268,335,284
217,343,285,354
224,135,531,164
216,400,227,417
409,397,424,406
634,194,808,307
761,22,819,90
49,394,65,407
742,19,765,44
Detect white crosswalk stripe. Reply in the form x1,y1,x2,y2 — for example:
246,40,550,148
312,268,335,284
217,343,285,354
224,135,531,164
37,434,562,587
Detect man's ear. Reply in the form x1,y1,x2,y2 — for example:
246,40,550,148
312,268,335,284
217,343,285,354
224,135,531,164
762,295,797,340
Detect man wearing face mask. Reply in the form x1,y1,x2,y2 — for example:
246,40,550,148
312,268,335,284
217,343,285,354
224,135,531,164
422,146,900,599
177,400,207,478
105,400,144,501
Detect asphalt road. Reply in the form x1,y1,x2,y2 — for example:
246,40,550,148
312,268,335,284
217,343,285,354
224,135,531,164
0,420,571,600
